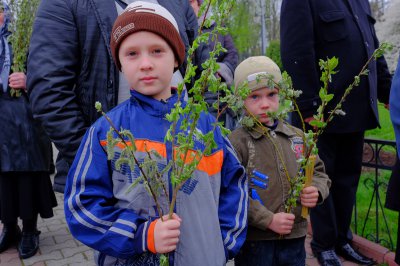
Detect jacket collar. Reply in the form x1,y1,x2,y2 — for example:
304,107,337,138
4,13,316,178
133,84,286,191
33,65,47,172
130,89,184,117
246,120,298,140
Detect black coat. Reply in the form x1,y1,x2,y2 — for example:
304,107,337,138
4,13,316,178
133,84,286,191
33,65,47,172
280,0,392,133
27,0,209,192
0,91,52,172
386,157,400,211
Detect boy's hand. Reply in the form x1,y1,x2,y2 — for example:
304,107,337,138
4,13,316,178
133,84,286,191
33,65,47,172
267,212,295,235
154,213,182,253
300,186,319,208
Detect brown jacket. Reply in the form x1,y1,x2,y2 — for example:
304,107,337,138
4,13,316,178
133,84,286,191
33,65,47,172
228,120,331,241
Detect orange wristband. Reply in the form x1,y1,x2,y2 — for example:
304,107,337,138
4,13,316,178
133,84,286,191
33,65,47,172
147,220,157,254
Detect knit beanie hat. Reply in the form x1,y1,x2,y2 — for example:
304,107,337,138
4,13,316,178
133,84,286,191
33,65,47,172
234,56,282,92
110,1,185,71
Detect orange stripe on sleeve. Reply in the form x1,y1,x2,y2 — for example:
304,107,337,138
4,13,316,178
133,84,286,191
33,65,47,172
174,149,224,176
100,139,167,158
197,150,224,176
147,220,157,254
101,139,223,175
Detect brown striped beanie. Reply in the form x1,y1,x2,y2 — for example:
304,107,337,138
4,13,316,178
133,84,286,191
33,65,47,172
110,1,185,71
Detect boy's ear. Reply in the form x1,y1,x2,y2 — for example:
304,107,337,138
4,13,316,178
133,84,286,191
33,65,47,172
174,60,178,68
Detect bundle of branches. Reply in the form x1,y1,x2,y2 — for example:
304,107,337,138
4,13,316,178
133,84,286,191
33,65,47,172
8,0,40,97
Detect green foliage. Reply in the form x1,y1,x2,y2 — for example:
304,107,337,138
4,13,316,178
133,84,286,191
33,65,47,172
266,40,283,70
353,170,398,251
227,1,259,57
8,0,40,97
365,104,395,141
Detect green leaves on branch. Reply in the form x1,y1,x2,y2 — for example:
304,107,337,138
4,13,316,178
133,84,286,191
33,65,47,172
8,0,40,97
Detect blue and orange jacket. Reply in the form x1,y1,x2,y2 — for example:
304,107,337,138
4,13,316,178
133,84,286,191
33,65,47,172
64,90,248,266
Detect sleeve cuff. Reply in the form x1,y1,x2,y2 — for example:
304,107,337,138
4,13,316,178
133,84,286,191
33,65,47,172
146,220,157,254
248,200,274,231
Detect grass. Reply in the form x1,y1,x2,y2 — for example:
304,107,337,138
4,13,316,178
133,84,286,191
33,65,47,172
353,103,398,251
353,170,399,250
365,103,394,141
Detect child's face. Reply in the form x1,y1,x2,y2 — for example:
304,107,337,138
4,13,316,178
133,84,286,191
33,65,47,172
244,87,279,126
118,31,178,101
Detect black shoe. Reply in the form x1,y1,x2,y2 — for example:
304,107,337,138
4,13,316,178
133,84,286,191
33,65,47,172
0,225,21,253
313,249,343,266
336,243,376,265
18,230,40,259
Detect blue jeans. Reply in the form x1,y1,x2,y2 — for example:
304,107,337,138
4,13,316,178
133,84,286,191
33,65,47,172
234,237,306,266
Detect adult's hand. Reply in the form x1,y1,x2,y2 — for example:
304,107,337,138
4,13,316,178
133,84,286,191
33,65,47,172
9,72,27,90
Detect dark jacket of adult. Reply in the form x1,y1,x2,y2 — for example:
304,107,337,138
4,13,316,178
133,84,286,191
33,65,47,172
27,0,208,192
202,21,238,86
280,0,392,133
0,92,52,172
0,47,51,172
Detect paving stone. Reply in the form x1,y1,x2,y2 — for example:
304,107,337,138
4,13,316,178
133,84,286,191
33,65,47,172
0,249,21,266
84,250,95,261
0,258,21,266
31,262,46,266
21,250,63,266
54,233,76,244
40,234,56,246
47,223,71,233
61,244,93,258
40,239,78,254
45,253,87,266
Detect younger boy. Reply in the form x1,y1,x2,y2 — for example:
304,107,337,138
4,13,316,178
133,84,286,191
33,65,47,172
228,56,330,266
64,2,248,266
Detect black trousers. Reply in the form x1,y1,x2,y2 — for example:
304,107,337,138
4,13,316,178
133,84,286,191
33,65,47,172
310,132,364,252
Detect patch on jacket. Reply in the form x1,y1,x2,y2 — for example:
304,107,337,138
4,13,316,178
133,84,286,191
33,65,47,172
289,136,304,159
180,177,199,195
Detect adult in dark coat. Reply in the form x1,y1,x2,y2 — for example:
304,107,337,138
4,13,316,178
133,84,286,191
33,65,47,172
27,0,209,193
0,1,57,259
387,54,400,265
280,0,392,265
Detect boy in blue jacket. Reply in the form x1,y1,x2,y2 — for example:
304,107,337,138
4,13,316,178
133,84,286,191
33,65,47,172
64,2,247,266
